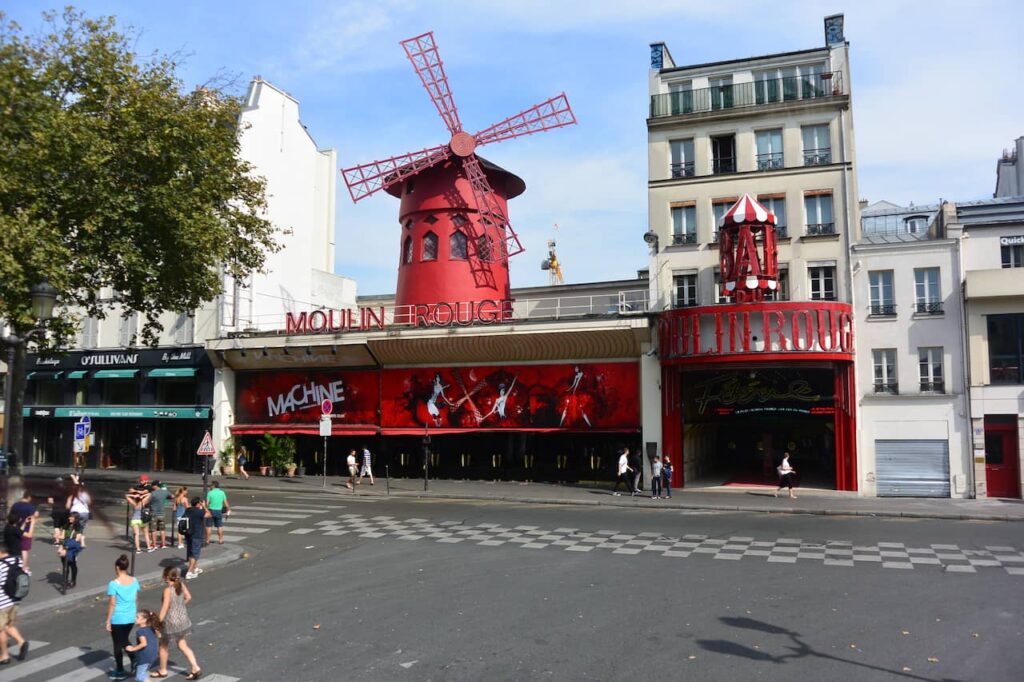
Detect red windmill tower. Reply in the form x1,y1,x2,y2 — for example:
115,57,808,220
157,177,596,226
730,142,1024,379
341,32,576,323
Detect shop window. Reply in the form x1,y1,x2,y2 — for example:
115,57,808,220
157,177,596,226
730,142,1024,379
103,380,139,405
35,380,61,405
988,313,1024,384
157,379,198,405
422,232,438,261
402,237,413,264
872,349,898,394
449,231,468,260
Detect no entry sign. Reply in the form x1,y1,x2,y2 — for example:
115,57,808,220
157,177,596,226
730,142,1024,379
321,399,333,416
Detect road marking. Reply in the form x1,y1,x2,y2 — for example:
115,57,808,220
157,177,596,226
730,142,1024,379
3,646,94,681
231,505,326,513
218,526,270,534
219,518,290,526
44,652,115,682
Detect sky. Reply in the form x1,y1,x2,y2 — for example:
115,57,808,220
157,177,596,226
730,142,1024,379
7,1,1024,295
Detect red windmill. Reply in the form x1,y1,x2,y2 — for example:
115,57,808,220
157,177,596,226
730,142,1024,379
341,31,576,323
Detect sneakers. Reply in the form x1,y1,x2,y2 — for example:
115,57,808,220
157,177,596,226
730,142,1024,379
185,571,196,579
147,547,156,553
177,544,185,549
194,568,204,575
612,492,621,496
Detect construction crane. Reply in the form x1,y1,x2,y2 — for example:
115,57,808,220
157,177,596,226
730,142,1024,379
540,238,564,285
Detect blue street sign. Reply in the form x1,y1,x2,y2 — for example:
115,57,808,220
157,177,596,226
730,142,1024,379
74,422,88,440
80,415,91,434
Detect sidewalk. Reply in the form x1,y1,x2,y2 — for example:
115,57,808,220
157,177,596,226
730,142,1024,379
24,465,1024,522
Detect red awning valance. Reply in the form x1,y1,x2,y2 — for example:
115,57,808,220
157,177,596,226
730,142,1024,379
230,423,380,436
380,427,639,436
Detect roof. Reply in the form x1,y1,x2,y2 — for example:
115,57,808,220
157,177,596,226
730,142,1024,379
658,46,828,75
956,196,1024,226
384,155,526,200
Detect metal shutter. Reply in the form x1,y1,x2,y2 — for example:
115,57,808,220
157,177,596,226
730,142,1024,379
875,439,950,497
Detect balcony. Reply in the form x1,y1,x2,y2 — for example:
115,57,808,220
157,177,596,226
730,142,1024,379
802,148,833,166
919,380,945,394
874,381,899,395
673,296,699,308
868,303,897,317
806,223,836,236
670,161,695,178
775,225,789,239
712,157,736,174
650,72,843,119
671,232,697,246
756,152,784,171
914,301,943,315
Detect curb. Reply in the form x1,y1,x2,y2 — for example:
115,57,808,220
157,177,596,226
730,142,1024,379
19,544,252,618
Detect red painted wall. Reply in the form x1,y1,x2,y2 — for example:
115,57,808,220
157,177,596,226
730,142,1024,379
235,370,379,425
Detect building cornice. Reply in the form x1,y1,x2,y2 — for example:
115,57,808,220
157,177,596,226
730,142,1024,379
649,162,852,189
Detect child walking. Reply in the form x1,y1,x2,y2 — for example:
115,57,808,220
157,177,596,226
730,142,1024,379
125,610,160,682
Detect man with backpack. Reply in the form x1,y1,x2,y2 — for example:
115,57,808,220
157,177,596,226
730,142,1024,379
181,497,207,580
0,543,30,664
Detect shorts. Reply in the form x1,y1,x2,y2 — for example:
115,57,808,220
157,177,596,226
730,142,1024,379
361,465,373,477
187,535,203,560
20,536,32,552
148,516,165,533
130,518,145,528
135,662,152,681
0,605,17,629
205,510,223,528
76,511,90,530
348,466,358,477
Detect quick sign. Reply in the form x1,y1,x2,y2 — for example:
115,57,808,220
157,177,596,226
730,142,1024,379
999,235,1024,246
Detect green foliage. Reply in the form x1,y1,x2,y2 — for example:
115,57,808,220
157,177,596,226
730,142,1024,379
257,433,296,469
0,8,277,344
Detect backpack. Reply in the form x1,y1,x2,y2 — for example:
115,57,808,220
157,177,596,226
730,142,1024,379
141,506,153,523
2,557,30,602
178,516,190,537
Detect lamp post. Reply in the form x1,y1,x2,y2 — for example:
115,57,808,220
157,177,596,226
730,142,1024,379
1,280,59,520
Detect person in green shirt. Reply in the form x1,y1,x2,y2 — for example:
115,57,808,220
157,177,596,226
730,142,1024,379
204,482,230,545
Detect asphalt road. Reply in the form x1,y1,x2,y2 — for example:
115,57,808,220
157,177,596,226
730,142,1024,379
12,489,1024,681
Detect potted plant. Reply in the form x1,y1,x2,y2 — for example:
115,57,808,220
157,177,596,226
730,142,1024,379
296,462,306,477
257,433,295,477
285,461,297,477
219,438,236,476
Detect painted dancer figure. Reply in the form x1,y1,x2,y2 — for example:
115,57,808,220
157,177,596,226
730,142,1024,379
426,373,451,426
559,366,592,427
479,377,517,423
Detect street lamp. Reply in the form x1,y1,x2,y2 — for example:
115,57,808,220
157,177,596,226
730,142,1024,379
2,279,59,519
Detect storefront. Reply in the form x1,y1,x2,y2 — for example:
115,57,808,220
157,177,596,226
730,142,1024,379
23,347,213,472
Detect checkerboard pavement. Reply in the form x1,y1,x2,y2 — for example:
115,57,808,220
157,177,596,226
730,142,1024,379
291,513,1024,575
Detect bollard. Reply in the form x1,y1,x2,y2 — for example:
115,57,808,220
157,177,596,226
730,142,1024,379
130,548,136,576
125,502,130,542
386,464,390,496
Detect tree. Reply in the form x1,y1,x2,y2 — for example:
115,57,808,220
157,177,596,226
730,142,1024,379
0,8,278,472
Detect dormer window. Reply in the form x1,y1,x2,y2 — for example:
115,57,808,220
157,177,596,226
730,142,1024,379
904,216,928,234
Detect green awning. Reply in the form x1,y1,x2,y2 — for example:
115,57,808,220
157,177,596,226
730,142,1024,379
27,371,62,380
94,369,139,379
148,367,197,378
66,370,88,379
25,406,211,419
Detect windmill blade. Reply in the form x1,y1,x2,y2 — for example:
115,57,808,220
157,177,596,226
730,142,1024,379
461,154,525,262
473,93,576,148
400,31,463,135
341,144,451,202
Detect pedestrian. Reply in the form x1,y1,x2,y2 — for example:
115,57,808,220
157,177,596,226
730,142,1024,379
147,481,171,550
172,487,189,550
66,476,92,548
182,498,206,579
154,567,202,679
662,456,673,499
628,448,642,493
650,455,663,499
237,445,250,480
204,481,230,545
58,511,85,589
49,477,70,546
126,488,154,554
0,544,30,665
346,450,358,491
9,493,38,575
124,609,160,682
106,554,141,680
612,448,635,496
358,445,375,485
775,451,797,499
2,514,22,559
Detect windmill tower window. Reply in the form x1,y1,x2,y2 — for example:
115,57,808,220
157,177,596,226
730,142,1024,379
450,231,468,260
424,215,439,224
477,235,493,261
406,179,416,195
403,237,413,264
422,232,438,261
452,214,468,227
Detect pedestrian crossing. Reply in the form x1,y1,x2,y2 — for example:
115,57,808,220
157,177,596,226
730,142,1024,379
212,501,350,544
0,641,241,682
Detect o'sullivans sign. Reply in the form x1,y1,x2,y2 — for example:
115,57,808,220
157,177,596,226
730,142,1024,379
285,299,515,335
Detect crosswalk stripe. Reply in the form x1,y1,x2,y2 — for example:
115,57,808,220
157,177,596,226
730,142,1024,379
230,511,310,519
233,502,339,510
43,651,113,682
218,518,289,526
201,675,240,681
217,535,246,543
232,505,323,514
215,526,269,534
3,646,93,681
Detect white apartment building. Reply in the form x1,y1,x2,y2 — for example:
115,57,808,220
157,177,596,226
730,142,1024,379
853,201,971,497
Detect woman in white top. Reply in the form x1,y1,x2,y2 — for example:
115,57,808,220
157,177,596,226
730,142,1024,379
775,452,797,499
66,479,92,548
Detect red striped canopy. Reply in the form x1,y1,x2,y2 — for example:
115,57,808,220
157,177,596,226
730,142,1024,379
718,193,777,228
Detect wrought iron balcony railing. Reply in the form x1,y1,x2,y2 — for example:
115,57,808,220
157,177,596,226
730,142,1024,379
670,161,695,178
756,152,784,171
712,157,736,174
919,380,945,393
869,303,896,316
776,225,789,239
803,148,833,166
671,232,697,245
874,381,899,395
914,301,943,315
673,296,699,308
806,222,836,236
650,72,843,119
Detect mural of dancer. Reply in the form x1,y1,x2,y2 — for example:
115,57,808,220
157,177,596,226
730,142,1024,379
560,365,592,427
426,373,451,426
479,376,518,424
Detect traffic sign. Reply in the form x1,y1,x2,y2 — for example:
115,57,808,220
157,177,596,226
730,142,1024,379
80,415,91,434
321,399,333,416
196,430,216,456
73,439,88,453
319,415,332,437
74,422,88,441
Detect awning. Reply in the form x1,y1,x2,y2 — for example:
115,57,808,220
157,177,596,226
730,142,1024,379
23,406,210,419
230,423,380,436
66,370,88,379
94,369,139,379
26,371,62,380
380,427,640,435
148,367,197,378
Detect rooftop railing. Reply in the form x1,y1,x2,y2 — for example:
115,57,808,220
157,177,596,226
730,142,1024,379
651,72,842,119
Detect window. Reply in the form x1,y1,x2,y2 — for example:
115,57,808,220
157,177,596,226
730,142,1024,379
709,76,733,110
914,267,942,314
1002,243,1024,268
477,236,493,261
801,124,831,165
755,129,784,170
118,312,138,347
35,379,61,405
103,379,138,405
809,266,836,300
759,195,787,238
905,216,928,234
804,193,834,235
671,205,697,244
868,271,895,315
987,313,1024,384
713,269,730,303
449,231,468,260
873,349,898,394
403,237,413,264
171,312,193,345
919,347,944,393
670,139,695,178
422,232,438,261
668,81,694,115
711,135,736,174
766,266,790,301
80,316,99,349
452,214,469,228
673,273,698,307
423,215,438,225
711,201,733,242
405,179,415,195
754,63,826,103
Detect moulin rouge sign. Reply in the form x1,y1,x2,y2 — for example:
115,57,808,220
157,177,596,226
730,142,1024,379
285,299,515,335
